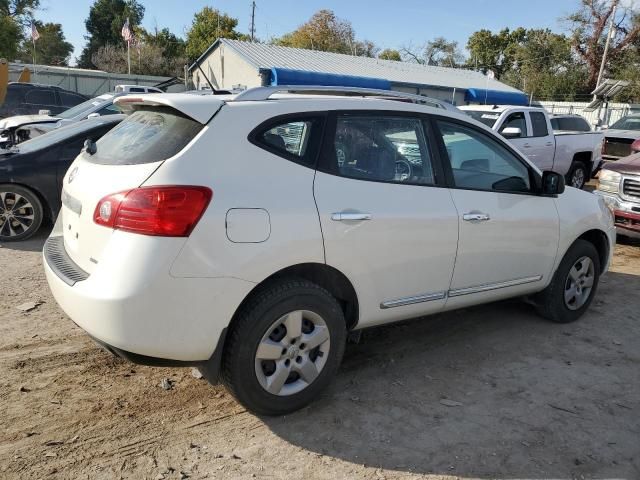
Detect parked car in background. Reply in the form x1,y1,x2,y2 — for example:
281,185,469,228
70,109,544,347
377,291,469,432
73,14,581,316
0,115,124,241
44,87,614,416
0,82,86,119
595,152,640,240
601,114,640,161
550,114,592,132
0,84,162,151
460,105,604,189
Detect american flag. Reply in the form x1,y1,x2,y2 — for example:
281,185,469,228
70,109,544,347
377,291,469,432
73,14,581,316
121,18,132,42
31,22,40,41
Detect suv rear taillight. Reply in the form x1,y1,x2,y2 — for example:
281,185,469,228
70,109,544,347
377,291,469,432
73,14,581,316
631,138,640,153
94,186,212,237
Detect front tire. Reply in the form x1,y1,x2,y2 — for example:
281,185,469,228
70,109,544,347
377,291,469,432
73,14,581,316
536,239,600,323
0,185,43,242
221,278,347,416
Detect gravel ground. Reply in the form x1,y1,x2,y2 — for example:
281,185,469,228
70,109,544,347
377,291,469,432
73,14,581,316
0,230,639,480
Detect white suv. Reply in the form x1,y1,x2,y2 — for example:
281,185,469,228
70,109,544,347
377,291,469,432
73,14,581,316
44,86,615,415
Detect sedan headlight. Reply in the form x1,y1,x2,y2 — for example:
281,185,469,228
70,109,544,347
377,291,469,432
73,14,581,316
598,169,622,193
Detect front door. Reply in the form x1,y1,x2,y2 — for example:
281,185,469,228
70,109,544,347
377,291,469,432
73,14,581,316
314,112,459,328
434,118,560,309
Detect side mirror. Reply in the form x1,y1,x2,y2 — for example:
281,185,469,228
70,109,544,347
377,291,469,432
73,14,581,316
87,113,100,119
542,171,565,195
83,138,97,155
600,125,608,130
501,127,522,138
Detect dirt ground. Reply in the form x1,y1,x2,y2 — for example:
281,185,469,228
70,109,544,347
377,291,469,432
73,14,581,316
0,230,639,480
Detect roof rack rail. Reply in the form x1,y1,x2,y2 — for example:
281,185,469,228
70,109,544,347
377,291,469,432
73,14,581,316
232,85,457,111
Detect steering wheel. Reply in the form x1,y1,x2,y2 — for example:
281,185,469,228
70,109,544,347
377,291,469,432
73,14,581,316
395,159,412,182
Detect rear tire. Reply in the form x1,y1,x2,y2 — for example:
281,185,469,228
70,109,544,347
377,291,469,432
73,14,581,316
536,239,600,323
0,185,43,242
566,161,588,189
221,278,347,416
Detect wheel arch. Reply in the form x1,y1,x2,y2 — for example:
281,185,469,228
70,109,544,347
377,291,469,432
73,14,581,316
576,228,610,271
571,151,593,175
231,263,360,332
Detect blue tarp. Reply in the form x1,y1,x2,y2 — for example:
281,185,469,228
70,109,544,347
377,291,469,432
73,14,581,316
268,68,391,90
465,88,529,106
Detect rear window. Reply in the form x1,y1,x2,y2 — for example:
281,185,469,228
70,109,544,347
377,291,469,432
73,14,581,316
90,107,203,165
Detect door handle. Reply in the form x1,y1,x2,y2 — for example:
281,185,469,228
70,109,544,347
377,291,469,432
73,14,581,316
545,142,554,146
331,212,372,221
463,212,490,222
522,143,531,148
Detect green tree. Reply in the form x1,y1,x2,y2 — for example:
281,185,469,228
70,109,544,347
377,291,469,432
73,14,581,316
274,9,355,54
378,48,401,61
92,41,186,77
78,0,145,69
142,27,185,59
17,22,73,65
503,29,589,101
0,0,40,60
185,7,248,62
466,28,526,79
566,0,640,90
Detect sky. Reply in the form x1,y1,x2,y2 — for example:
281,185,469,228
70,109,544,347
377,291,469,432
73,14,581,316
35,0,586,65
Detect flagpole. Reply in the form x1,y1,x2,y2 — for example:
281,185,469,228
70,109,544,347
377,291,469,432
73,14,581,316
127,39,131,75
32,36,36,80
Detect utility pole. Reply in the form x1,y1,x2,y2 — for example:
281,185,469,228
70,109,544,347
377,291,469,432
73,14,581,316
595,1,618,93
250,1,256,42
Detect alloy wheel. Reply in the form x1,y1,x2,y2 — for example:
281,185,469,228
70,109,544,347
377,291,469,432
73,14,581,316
564,256,595,310
254,310,330,396
0,191,36,239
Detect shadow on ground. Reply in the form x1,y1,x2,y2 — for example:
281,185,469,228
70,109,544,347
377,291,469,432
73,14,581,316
264,271,640,479
0,227,50,253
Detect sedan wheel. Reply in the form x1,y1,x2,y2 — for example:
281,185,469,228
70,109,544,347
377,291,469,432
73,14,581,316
0,187,43,241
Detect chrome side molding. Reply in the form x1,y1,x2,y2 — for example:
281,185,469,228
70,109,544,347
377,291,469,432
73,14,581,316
448,275,543,297
380,292,446,309
380,275,543,309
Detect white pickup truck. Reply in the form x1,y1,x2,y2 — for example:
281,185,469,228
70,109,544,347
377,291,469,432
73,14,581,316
460,105,604,189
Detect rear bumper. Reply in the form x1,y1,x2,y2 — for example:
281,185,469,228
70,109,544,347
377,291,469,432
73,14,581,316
43,233,255,362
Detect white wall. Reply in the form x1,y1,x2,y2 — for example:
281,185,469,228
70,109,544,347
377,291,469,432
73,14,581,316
192,44,261,91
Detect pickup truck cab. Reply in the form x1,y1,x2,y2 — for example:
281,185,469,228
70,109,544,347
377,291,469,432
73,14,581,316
460,105,604,189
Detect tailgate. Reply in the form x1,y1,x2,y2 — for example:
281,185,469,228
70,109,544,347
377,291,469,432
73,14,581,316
60,155,162,273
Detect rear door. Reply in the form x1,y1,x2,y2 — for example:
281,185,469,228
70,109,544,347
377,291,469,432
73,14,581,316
525,111,555,170
59,106,206,273
314,111,459,328
433,118,559,308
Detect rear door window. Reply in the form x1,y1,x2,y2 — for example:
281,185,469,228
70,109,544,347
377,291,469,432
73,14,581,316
529,112,549,137
90,107,203,165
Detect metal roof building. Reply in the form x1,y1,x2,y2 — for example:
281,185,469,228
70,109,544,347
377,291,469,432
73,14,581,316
189,39,527,105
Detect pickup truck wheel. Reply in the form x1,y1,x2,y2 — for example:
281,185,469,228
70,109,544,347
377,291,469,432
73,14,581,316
566,161,587,189
221,278,346,416
0,185,43,242
536,239,600,323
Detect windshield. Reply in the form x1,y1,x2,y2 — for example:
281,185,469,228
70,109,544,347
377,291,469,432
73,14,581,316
609,116,640,131
464,110,501,128
15,120,111,153
57,96,110,120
